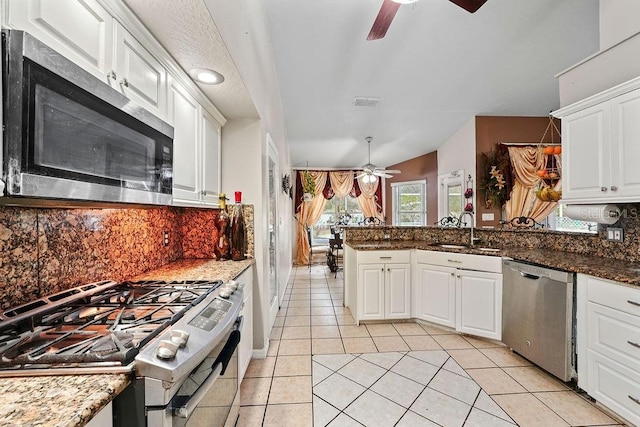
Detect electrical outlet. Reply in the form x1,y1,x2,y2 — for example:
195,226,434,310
607,227,623,242
163,230,169,247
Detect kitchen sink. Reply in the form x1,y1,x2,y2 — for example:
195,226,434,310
430,243,468,249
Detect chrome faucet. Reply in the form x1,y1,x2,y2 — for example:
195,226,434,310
458,211,478,246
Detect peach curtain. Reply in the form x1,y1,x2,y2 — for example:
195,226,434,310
505,147,560,223
356,175,384,221
329,171,355,198
295,171,328,265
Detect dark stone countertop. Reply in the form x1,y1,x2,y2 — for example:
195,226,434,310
0,258,255,427
346,240,640,287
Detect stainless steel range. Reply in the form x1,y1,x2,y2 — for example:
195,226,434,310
0,278,244,426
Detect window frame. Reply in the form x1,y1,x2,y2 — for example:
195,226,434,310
391,179,427,226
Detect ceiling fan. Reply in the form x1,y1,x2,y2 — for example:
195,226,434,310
356,137,401,182
367,0,488,41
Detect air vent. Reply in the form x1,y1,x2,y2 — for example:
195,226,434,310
353,97,380,107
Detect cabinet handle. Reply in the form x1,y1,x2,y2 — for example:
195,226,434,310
601,187,607,192
611,186,618,191
447,259,462,264
628,300,640,307
450,272,455,276
629,395,640,405
106,70,117,80
628,340,640,349
379,256,392,259
120,78,129,87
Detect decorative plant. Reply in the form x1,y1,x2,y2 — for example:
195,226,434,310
301,170,315,195
479,149,510,209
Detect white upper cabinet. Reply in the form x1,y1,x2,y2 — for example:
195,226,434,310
4,0,114,79
111,23,166,119
168,78,199,203
169,77,221,206
555,77,640,204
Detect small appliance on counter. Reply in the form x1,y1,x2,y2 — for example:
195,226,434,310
0,278,244,427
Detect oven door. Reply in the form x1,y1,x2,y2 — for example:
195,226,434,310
162,316,242,427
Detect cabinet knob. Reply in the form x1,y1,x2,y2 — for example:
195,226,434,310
120,77,129,87
611,186,618,192
450,272,454,276
106,70,117,80
601,187,608,192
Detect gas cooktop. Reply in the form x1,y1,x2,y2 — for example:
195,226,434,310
0,279,223,372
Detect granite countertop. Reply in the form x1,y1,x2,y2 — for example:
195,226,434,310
346,240,640,287
0,258,254,427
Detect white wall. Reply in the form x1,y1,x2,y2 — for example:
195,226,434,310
600,0,640,50
437,117,476,184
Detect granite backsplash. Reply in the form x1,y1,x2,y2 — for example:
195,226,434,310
344,204,640,262
0,204,254,310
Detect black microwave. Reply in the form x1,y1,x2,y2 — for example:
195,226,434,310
1,30,174,205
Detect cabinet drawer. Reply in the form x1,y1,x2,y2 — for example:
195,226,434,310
587,302,640,372
585,275,640,317
416,250,502,273
357,250,410,264
588,350,640,426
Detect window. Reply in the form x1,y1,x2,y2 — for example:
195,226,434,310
310,197,363,246
391,180,427,226
545,204,597,233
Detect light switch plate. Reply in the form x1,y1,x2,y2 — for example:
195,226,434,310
607,227,623,242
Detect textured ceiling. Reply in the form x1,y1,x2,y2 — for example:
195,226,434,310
124,0,258,120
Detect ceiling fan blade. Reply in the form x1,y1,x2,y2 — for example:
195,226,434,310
367,0,401,41
449,0,487,13
356,172,367,179
385,169,401,174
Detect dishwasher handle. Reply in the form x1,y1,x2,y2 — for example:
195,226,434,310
519,271,540,280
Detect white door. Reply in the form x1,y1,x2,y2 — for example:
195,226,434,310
168,79,199,203
200,109,221,204
6,0,114,80
611,88,640,199
456,270,502,340
113,23,166,119
267,139,280,328
415,263,456,328
562,103,610,202
385,264,411,319
358,264,385,321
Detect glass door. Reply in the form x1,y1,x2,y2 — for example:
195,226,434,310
267,138,279,327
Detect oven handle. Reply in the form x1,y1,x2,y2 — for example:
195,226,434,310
173,318,242,419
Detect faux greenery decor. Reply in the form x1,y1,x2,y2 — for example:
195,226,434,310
479,148,510,209
301,170,315,195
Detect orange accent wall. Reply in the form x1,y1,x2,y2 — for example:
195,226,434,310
384,151,438,225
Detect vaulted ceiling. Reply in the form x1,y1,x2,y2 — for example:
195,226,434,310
126,0,599,170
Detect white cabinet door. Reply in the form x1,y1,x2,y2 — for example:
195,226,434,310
611,89,640,199
385,264,411,319
5,0,114,80
168,78,200,203
200,109,221,204
358,264,385,321
113,23,166,119
456,270,502,340
414,263,456,328
562,103,610,202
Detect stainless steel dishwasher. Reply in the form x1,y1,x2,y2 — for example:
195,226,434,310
502,260,577,382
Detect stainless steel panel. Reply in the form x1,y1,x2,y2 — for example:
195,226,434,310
502,260,576,381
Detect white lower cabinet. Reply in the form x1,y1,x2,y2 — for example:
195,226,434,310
236,268,254,382
358,262,410,322
414,251,502,340
414,263,456,328
577,274,640,426
456,270,502,340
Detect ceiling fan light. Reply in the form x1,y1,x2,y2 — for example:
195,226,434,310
391,0,418,3
362,174,378,184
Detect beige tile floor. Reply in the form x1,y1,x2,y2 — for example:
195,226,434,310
238,264,627,427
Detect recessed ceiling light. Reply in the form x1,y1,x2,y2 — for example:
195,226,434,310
391,0,418,3
189,68,225,85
